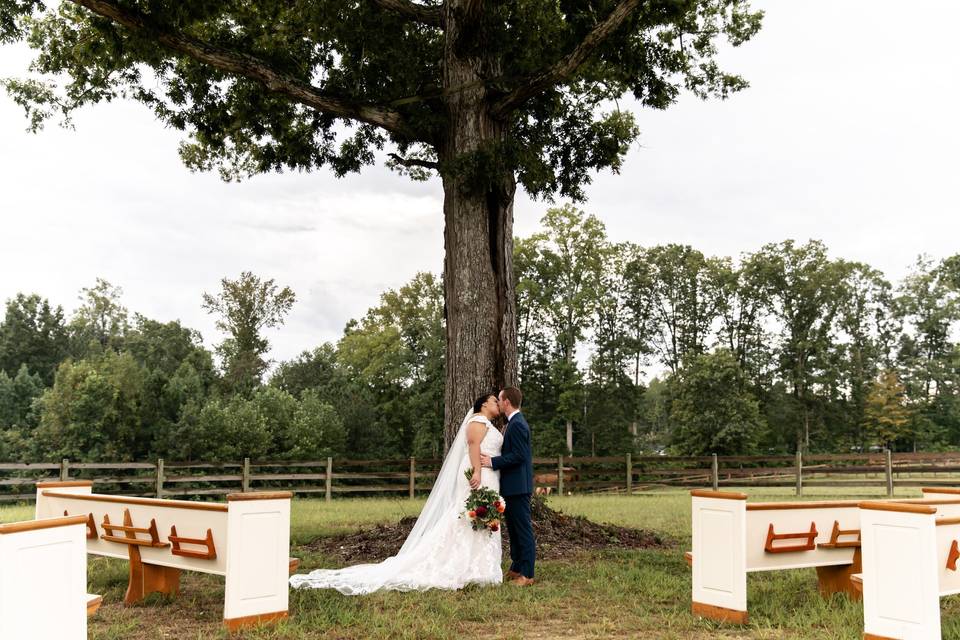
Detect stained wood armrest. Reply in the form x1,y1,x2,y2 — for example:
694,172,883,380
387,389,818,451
289,557,300,574
684,551,693,568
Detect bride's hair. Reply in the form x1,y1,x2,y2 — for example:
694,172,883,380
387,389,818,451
472,392,496,414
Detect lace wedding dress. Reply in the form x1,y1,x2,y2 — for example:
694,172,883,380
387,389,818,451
289,412,504,594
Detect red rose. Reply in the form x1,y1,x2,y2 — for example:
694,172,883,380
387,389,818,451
489,522,499,532
475,506,488,517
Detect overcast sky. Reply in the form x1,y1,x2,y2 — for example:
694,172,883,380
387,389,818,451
1,1,958,370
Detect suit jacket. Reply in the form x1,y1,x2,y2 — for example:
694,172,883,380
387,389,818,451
491,411,533,497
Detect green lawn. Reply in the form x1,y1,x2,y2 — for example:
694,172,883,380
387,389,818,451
5,488,960,639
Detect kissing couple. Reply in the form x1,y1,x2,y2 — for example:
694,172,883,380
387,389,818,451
290,386,537,594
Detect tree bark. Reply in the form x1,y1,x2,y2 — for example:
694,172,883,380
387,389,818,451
440,1,518,448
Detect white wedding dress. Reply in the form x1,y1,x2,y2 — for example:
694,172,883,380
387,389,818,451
290,412,504,594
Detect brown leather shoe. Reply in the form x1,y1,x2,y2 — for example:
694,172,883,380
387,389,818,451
505,570,521,580
510,576,535,586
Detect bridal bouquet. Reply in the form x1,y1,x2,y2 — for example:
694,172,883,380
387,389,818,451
463,468,506,533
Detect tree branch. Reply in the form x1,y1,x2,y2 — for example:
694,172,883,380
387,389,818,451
388,152,440,170
68,0,424,141
491,0,643,118
370,0,443,28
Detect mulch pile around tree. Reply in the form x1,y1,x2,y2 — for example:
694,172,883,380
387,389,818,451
306,495,668,563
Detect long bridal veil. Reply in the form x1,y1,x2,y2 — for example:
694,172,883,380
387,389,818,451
289,409,474,595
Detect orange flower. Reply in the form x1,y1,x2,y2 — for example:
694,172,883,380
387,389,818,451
496,503,505,513
468,510,476,518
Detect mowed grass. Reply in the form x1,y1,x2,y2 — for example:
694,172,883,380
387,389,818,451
5,488,960,639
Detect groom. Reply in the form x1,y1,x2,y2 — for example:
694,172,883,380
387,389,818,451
481,386,536,586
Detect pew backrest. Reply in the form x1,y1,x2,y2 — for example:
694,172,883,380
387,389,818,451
0,515,89,639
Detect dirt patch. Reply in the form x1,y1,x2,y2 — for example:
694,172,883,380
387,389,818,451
306,495,668,563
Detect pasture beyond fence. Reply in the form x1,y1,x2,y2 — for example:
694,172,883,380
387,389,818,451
5,451,960,503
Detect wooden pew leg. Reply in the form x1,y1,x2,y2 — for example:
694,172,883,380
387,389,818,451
86,594,103,617
224,611,289,632
691,601,748,624
124,546,181,605
815,548,862,600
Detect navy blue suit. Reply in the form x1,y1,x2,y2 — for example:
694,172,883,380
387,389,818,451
491,411,536,579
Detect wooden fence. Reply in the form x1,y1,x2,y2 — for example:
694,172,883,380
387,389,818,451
4,451,960,503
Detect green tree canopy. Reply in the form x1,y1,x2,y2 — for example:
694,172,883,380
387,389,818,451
0,292,70,384
668,349,762,456
2,0,763,446
202,271,296,394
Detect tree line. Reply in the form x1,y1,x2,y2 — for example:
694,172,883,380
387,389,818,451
1,206,958,461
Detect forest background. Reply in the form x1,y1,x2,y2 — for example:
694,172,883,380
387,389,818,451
2,205,956,463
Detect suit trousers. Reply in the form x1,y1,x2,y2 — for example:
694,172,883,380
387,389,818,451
504,493,536,579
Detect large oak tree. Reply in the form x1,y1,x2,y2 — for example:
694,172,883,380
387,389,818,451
1,0,762,445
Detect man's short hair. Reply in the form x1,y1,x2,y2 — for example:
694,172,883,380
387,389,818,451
500,386,522,409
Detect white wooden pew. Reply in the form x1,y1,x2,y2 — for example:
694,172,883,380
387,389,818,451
0,514,101,639
35,480,294,631
689,489,960,624
859,497,960,640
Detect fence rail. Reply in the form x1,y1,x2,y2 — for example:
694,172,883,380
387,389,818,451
3,450,960,503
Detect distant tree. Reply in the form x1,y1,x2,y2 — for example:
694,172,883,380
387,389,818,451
836,263,898,450
584,242,640,455
338,272,444,456
202,272,296,394
35,352,146,460
668,350,763,456
171,394,272,461
69,278,129,356
754,240,847,451
861,370,913,450
124,315,216,378
522,205,610,453
271,344,342,399
0,293,69,384
896,257,959,404
626,244,726,375
715,252,772,382
3,0,763,447
0,364,44,429
284,389,347,459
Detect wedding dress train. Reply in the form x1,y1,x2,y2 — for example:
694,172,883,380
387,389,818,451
289,412,504,594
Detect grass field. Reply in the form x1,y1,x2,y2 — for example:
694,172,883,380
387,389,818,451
4,488,960,639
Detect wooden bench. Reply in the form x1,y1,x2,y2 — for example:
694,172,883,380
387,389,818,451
688,488,960,624
35,480,295,631
0,514,101,639
859,493,960,639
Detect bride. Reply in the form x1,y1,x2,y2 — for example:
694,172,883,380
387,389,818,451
289,393,505,594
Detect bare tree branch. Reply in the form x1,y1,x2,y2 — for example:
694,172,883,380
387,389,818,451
491,0,643,118
68,0,424,141
388,152,440,170
370,0,443,27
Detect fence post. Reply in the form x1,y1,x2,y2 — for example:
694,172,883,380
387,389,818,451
155,459,164,498
557,454,564,495
60,458,69,481
626,453,632,494
325,457,333,503
885,449,894,497
242,457,251,493
409,457,416,499
711,454,719,492
795,449,803,497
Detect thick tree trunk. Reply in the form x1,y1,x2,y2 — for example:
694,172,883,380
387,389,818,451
440,2,518,448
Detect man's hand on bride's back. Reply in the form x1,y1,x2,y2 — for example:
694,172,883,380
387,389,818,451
480,454,492,468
